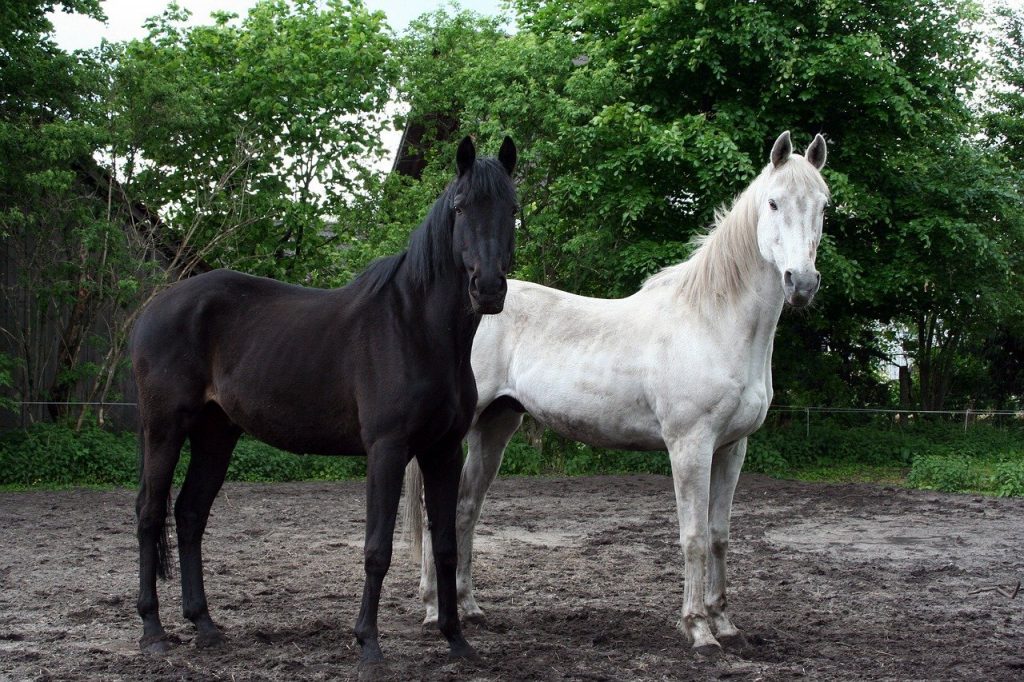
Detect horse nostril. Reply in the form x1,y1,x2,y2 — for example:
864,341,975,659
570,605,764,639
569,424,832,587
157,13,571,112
815,272,821,287
784,270,794,288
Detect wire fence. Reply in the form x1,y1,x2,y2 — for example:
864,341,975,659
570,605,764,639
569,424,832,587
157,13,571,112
6,401,1024,435
770,405,1024,437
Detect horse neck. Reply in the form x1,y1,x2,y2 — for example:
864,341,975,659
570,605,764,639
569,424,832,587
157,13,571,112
396,257,480,358
725,254,786,387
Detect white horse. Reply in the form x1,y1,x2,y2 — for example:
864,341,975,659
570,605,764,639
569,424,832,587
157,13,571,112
405,131,829,655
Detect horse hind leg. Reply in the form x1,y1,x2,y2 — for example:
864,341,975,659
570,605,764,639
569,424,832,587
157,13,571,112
416,399,524,626
136,420,186,653
176,403,240,648
456,400,524,622
706,439,748,650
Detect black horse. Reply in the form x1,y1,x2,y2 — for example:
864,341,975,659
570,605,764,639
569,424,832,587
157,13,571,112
130,136,518,671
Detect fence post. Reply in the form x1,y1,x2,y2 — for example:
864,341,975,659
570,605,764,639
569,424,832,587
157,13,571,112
964,409,969,432
805,407,810,438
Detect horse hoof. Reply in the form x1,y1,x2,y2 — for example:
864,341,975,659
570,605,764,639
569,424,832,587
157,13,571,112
448,643,481,662
718,631,749,651
139,634,177,654
195,629,226,648
462,610,487,625
694,643,723,660
357,660,389,682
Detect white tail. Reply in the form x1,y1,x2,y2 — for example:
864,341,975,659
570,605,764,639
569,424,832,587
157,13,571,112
401,460,425,564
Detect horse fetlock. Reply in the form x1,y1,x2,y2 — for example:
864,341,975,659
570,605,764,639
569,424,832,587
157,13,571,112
679,612,718,649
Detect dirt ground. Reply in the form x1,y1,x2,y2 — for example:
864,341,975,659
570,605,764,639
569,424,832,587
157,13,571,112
1,474,1022,681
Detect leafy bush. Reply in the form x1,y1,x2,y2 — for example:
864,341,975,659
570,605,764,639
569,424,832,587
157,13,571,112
993,458,1024,497
907,454,977,492
0,423,365,488
0,423,137,486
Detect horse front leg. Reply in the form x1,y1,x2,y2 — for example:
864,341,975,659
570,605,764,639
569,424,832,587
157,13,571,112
706,438,748,649
419,403,523,626
418,442,477,660
353,440,410,672
667,432,720,656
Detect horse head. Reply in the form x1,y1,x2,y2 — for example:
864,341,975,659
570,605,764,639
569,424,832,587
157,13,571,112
451,135,518,314
756,131,829,308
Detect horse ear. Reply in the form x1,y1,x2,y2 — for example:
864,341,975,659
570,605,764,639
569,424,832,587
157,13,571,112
498,136,517,176
805,133,827,170
456,136,476,177
771,131,792,168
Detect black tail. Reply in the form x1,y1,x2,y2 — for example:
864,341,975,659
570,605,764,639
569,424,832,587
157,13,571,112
136,422,174,581
156,493,173,581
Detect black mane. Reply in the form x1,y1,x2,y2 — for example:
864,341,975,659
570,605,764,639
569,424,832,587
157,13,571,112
354,157,516,295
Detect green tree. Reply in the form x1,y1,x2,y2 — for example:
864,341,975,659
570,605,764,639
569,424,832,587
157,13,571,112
394,0,1023,409
106,0,397,284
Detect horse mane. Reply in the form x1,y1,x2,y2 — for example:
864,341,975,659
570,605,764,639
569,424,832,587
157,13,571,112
642,155,829,313
353,157,516,295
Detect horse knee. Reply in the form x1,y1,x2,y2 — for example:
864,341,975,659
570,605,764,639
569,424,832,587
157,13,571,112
456,500,477,531
432,545,458,574
364,548,392,577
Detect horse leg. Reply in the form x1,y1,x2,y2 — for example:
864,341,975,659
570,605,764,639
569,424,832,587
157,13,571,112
419,443,477,660
419,401,523,625
456,403,523,621
176,406,240,648
706,439,748,649
353,441,409,669
136,423,185,653
667,433,720,656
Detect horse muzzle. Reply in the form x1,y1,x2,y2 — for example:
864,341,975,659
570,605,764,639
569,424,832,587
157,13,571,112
469,275,507,315
784,269,820,308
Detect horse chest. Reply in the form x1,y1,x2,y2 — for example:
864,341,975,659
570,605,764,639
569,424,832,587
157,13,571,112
721,386,770,442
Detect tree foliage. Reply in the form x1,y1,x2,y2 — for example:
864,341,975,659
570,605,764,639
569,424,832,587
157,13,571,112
393,0,1024,409
1,0,1023,428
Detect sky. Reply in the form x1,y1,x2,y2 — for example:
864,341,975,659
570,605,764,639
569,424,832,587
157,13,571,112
48,0,508,51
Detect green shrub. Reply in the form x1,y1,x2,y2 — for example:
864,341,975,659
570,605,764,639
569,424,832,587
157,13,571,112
993,457,1024,497
907,454,976,492
0,422,137,486
0,423,366,488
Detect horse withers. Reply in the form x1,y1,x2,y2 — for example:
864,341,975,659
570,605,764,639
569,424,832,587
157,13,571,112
409,131,829,657
131,136,518,671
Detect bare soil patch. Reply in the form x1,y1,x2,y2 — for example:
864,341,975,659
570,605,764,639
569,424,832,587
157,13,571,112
1,474,1022,680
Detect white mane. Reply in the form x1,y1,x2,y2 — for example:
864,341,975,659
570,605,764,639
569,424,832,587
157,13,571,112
642,155,829,314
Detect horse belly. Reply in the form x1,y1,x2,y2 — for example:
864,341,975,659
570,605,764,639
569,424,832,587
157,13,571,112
522,382,664,451
219,393,365,456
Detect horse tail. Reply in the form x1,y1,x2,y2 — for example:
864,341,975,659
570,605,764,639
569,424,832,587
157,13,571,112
156,495,173,581
402,460,425,565
135,421,174,581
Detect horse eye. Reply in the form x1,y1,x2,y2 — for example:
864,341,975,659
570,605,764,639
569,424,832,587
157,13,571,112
454,205,463,215
768,199,778,211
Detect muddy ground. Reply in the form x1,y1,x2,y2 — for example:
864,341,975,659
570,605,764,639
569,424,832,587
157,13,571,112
1,474,1022,681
